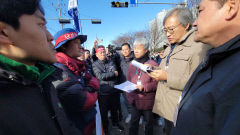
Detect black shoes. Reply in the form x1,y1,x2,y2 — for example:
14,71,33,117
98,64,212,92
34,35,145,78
112,122,124,131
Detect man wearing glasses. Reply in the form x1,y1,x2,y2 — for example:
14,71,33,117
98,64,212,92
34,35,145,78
148,7,211,135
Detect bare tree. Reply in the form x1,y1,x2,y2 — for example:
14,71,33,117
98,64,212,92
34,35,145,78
149,10,167,54
188,0,201,7
111,30,150,48
149,19,162,53
111,34,132,46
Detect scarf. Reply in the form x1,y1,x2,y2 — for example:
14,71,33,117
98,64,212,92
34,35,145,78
56,52,87,76
134,51,150,63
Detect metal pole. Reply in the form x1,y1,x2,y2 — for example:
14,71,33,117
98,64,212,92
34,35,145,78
58,0,64,29
137,2,184,5
47,18,101,21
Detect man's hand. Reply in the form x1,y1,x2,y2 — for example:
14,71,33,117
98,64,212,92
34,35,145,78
148,69,168,81
136,85,144,92
145,64,152,69
93,40,98,48
114,71,118,77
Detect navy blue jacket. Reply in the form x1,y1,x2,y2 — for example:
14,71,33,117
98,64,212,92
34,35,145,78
53,63,97,134
171,35,240,135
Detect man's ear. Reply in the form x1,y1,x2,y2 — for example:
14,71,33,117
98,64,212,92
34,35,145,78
225,0,240,20
184,23,190,31
0,22,12,45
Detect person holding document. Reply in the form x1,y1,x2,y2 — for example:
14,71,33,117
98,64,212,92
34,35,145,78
126,38,158,135
147,7,211,135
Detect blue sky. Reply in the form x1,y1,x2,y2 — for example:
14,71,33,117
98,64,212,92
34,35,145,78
42,0,183,50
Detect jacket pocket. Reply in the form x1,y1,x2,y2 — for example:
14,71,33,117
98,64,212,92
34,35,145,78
171,54,190,61
169,54,190,74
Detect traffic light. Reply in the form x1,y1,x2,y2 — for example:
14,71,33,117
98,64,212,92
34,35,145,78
125,2,128,7
111,1,128,7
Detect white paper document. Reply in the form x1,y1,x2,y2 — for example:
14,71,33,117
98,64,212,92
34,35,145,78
114,81,137,93
131,60,153,73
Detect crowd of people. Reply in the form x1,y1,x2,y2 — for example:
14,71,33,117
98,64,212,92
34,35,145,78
0,0,240,135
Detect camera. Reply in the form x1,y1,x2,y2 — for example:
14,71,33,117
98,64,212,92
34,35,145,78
107,44,116,55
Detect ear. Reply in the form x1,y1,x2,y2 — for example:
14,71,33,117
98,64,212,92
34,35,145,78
184,23,190,31
0,22,13,45
144,48,148,53
225,0,239,20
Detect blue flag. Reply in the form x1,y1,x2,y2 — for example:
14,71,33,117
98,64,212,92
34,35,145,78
68,0,80,33
130,0,136,4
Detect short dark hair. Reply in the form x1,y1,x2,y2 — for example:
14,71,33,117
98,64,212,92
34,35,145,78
121,43,131,49
0,0,43,30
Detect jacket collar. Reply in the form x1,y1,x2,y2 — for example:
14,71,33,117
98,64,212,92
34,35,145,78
178,34,240,110
176,28,195,47
0,54,56,85
162,29,195,58
0,62,56,86
97,59,108,64
207,34,240,56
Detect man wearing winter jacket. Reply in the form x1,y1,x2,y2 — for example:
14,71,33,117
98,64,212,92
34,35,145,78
126,38,158,135
92,45,124,135
0,0,79,134
53,28,99,135
171,0,240,134
119,43,134,123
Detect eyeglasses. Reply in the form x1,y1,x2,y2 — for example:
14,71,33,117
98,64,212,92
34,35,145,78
163,23,182,34
97,51,106,55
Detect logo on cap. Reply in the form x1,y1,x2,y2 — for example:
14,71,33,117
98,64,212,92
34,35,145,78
55,32,78,47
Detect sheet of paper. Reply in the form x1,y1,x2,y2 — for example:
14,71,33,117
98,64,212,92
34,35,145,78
114,81,137,93
131,60,153,73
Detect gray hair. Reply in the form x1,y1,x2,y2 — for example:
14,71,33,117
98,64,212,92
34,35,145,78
163,7,193,31
133,38,149,49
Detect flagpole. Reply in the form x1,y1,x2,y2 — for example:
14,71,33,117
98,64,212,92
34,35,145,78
77,0,83,34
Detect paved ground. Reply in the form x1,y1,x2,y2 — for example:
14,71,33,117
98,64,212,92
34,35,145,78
108,120,164,135
107,94,165,135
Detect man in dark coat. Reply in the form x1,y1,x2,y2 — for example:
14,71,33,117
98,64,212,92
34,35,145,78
84,49,94,76
171,0,240,135
119,43,134,123
92,45,123,135
0,0,79,134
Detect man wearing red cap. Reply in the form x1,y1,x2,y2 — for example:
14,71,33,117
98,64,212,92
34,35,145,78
92,45,124,135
